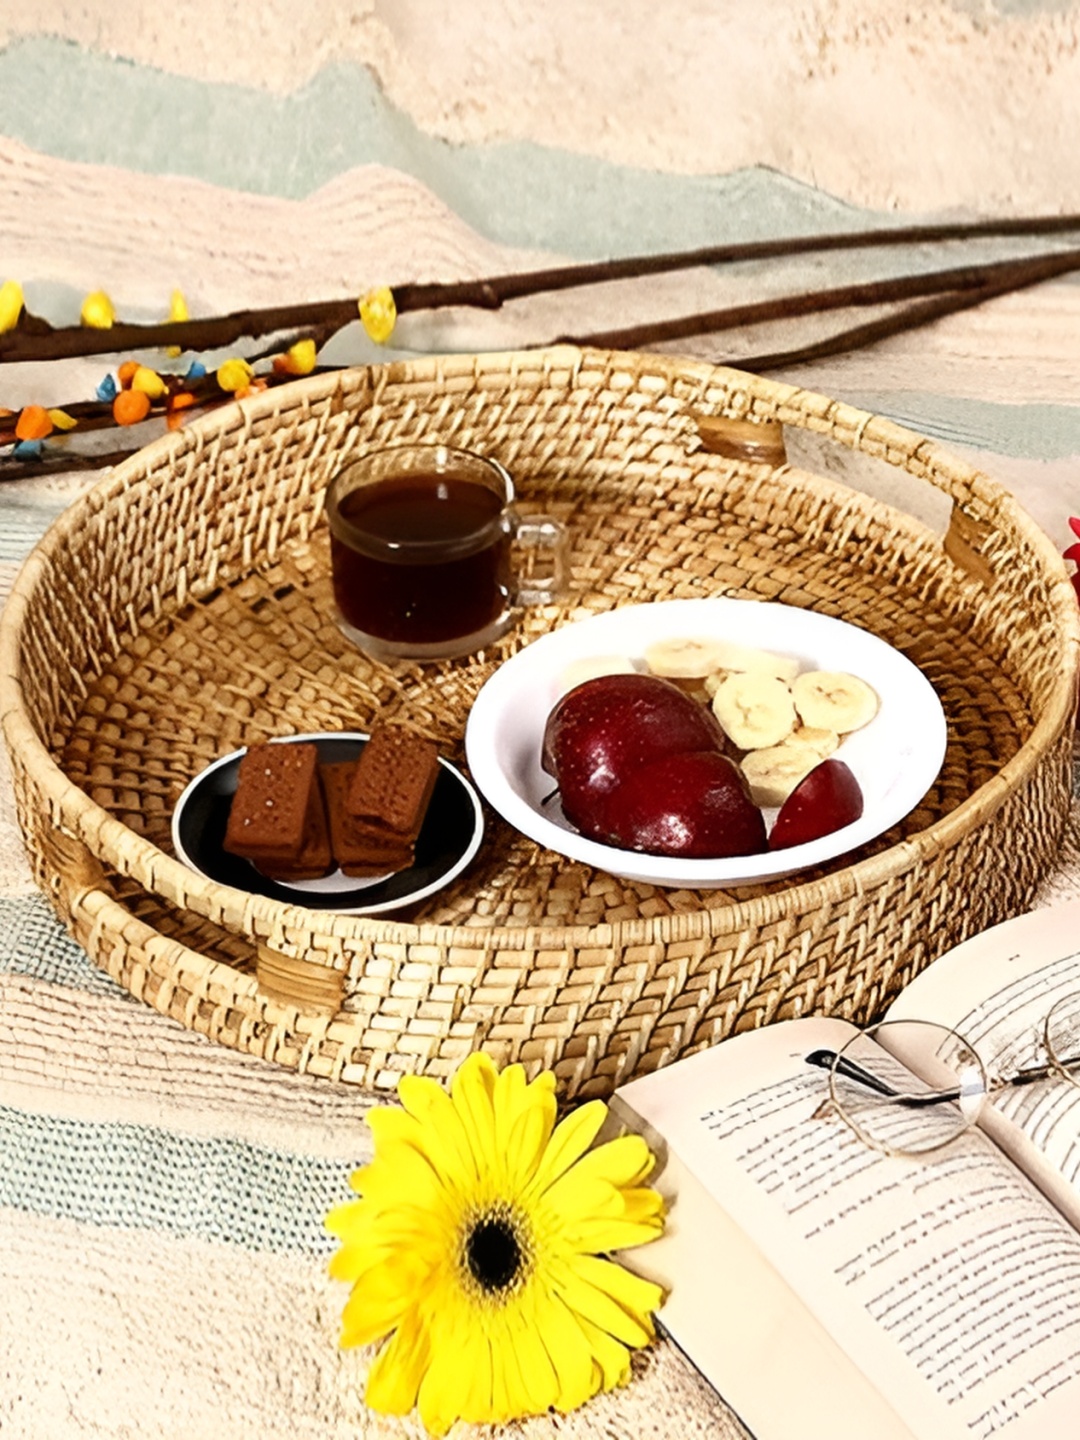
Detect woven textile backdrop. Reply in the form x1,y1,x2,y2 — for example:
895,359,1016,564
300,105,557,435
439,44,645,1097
2,6,1080,1438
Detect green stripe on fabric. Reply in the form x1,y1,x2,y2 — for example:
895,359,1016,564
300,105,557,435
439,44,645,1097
0,1103,353,1254
846,393,1080,463
0,37,869,258
0,893,128,997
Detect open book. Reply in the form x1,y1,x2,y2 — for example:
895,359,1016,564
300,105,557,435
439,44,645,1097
612,899,1080,1440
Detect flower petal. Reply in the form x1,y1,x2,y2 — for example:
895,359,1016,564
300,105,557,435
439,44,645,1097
570,1252,663,1333
574,1132,657,1188
499,1296,560,1417
531,1286,599,1413
359,1124,464,1229
364,1309,430,1417
398,1072,479,1187
539,1134,659,1228
621,1185,666,1229
456,1324,494,1424
450,1051,497,1172
539,1166,626,1236
339,1249,430,1348
577,1313,634,1392
498,1065,557,1188
327,1208,440,1281
530,1099,608,1194
562,1209,666,1254
550,1256,656,1347
416,1304,479,1436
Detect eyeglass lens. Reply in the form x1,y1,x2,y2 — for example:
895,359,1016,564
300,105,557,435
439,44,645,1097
830,1020,988,1157
1044,992,1080,1086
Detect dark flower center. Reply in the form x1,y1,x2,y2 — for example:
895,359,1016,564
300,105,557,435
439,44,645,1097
465,1215,523,1293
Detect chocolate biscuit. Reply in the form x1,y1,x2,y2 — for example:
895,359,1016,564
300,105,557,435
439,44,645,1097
321,761,414,877
346,724,439,837
257,770,333,881
224,742,318,862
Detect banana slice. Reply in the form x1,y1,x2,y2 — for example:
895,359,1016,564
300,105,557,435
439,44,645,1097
558,654,638,694
787,724,840,758
740,744,820,807
710,641,801,684
791,671,879,734
711,672,796,750
644,636,727,679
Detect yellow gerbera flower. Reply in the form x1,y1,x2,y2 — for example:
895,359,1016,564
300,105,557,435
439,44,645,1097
325,1052,665,1435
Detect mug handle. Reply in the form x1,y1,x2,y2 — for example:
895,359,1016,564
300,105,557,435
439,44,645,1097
511,515,570,606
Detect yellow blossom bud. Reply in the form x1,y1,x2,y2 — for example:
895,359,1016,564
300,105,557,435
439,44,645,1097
131,365,167,399
217,357,254,393
81,290,116,329
0,279,24,333
281,338,317,376
167,289,189,325
359,286,396,344
166,288,189,357
47,408,78,432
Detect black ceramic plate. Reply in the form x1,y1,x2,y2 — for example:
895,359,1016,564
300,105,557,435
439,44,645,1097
171,732,483,914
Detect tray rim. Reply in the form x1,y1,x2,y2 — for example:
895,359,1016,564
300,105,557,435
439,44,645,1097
1,345,1077,961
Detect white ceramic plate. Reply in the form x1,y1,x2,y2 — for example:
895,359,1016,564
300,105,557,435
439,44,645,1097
464,600,947,887
172,731,484,915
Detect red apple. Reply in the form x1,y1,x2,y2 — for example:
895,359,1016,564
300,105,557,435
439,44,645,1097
768,759,864,851
542,673,727,835
597,750,767,858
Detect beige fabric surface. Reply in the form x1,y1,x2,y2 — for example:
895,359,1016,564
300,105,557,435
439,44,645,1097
3,18,1080,1432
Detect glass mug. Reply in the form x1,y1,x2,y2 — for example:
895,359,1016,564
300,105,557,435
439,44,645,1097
326,444,569,661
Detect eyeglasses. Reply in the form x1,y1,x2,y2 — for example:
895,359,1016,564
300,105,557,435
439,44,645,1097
804,994,1080,1157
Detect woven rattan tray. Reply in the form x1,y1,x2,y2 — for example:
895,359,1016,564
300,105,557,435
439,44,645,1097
2,346,1077,1097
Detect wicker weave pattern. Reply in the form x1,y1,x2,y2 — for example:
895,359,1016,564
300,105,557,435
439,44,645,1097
2,347,1077,1097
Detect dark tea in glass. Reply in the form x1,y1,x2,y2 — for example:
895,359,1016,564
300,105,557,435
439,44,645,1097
326,446,568,660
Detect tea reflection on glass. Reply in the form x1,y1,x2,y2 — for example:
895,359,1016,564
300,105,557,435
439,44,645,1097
326,445,568,661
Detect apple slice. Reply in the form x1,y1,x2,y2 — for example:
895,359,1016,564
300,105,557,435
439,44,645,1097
768,758,864,851
598,750,768,859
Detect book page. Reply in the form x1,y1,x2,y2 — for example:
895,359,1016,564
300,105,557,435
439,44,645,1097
617,1015,1080,1440
614,1112,921,1440
885,901,1080,1225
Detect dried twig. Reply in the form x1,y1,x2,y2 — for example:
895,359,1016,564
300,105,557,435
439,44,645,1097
565,246,1080,350
3,212,1080,364
5,215,1080,480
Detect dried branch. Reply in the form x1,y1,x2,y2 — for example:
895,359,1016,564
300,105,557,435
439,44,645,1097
565,246,1080,350
5,213,1080,481
3,211,1080,364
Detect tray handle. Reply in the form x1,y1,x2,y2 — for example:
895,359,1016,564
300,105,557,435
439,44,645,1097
694,412,787,466
692,406,998,586
255,944,345,1013
39,827,345,1016
941,505,997,585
